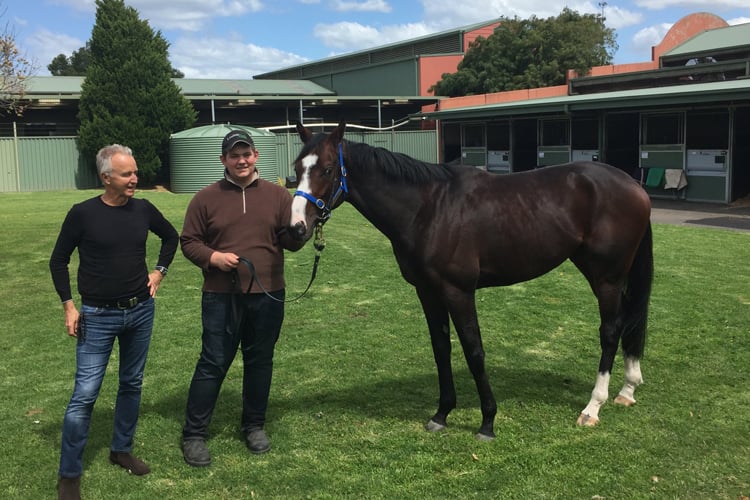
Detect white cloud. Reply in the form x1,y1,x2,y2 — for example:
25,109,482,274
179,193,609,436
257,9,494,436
48,0,96,12
631,22,672,54
599,5,644,31
11,16,28,27
313,21,430,51
331,0,392,13
170,36,309,78
48,0,265,32
132,0,264,32
24,28,84,73
313,22,380,50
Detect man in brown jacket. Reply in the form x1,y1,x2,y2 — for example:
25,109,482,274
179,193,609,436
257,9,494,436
180,129,303,467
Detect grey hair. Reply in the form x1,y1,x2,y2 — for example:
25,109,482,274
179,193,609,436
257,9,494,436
96,144,133,176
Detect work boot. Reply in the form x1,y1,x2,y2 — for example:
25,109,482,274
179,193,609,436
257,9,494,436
57,476,81,500
245,429,271,454
109,451,151,475
182,438,211,467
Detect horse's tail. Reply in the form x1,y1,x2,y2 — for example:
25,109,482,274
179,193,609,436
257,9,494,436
620,223,653,358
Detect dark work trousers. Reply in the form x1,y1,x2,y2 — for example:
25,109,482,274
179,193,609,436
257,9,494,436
183,290,285,440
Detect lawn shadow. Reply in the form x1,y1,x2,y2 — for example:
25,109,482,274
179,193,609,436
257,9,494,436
139,365,595,436
41,362,599,456
270,365,592,424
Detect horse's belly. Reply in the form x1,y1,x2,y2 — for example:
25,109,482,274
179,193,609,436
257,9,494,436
477,251,570,287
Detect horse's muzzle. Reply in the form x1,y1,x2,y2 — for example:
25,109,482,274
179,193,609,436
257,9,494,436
291,221,308,241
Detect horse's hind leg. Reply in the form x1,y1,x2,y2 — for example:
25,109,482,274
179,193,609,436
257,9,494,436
614,221,651,407
578,282,622,427
613,321,645,406
614,357,642,406
415,287,456,433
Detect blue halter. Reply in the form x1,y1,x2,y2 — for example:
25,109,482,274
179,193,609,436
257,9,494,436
294,143,348,222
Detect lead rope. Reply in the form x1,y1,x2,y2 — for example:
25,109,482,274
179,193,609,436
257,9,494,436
233,220,326,304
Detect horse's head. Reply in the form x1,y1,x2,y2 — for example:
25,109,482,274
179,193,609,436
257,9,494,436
289,121,348,242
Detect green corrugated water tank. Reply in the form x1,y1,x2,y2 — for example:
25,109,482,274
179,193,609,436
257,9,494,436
170,124,278,194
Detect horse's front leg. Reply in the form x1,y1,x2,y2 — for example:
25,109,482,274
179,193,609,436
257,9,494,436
445,287,497,440
415,287,455,433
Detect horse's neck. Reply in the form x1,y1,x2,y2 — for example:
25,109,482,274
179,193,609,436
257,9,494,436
346,171,423,241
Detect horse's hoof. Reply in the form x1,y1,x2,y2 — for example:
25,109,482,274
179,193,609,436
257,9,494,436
613,395,636,407
424,419,447,433
475,432,495,441
576,413,599,427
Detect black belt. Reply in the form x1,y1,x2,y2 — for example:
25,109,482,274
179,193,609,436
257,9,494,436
84,294,151,309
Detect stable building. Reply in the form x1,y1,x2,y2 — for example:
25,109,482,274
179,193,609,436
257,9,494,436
417,13,750,204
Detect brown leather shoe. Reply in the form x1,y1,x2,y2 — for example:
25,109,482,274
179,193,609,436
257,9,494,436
57,476,81,500
109,451,151,475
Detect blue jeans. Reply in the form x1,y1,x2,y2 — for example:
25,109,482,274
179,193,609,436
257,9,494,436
58,298,154,478
183,291,285,440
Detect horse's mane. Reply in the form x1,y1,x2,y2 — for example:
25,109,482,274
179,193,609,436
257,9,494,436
347,141,456,184
296,133,457,185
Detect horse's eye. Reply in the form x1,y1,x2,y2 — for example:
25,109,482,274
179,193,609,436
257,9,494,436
323,167,333,177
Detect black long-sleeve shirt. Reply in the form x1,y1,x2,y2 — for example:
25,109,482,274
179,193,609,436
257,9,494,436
49,196,179,305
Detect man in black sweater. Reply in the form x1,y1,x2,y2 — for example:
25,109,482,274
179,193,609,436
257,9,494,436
49,144,178,500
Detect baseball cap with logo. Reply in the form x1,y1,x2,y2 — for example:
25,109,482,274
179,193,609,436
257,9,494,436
222,129,255,154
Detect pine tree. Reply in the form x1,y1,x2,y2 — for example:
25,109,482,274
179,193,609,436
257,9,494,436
77,0,196,183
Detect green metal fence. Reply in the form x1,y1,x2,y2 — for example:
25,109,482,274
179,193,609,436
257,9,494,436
0,129,438,193
0,137,98,192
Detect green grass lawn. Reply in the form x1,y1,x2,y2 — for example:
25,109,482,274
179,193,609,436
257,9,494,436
1,189,748,499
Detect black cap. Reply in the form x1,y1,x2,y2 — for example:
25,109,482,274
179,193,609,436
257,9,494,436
222,129,255,154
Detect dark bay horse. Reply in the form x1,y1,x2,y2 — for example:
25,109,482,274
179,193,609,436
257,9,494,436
290,121,653,440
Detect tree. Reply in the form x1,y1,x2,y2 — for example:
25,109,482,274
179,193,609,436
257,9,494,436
0,16,35,116
77,0,196,184
430,8,617,97
49,41,185,78
48,43,92,76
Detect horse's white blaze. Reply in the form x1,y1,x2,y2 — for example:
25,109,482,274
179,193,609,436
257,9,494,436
581,372,610,420
617,356,643,403
290,153,318,228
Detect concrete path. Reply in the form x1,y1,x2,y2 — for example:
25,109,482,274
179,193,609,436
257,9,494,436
650,199,750,232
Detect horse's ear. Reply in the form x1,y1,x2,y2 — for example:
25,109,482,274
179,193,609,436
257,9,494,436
330,121,346,145
296,121,313,144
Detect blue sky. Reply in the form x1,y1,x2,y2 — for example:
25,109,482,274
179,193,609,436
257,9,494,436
5,0,750,80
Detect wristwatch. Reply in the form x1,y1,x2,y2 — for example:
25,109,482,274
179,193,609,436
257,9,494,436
155,266,168,276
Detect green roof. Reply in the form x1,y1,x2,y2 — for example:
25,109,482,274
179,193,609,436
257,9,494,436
22,76,335,99
23,76,85,95
176,78,334,96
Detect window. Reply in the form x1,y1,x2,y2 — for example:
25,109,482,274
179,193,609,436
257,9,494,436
486,121,510,150
642,113,684,145
462,124,485,147
540,119,569,146
686,110,728,149
572,118,598,149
